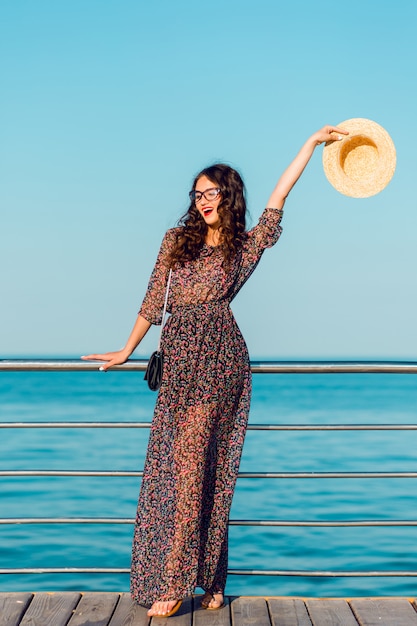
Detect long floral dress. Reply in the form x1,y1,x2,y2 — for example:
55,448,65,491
130,208,283,606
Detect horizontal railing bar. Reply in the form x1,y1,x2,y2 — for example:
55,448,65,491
2,422,417,431
0,360,148,372
0,568,131,574
227,569,417,578
249,424,417,431
2,470,417,478
232,519,417,527
1,359,417,374
0,422,153,429
0,518,134,525
2,517,417,527
0,470,143,477
251,362,417,374
241,472,417,478
1,567,417,578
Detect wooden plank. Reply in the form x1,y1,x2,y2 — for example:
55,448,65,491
5,593,417,626
19,592,81,626
230,597,271,626
108,593,150,626
350,598,417,626
306,599,358,626
193,595,230,626
268,598,312,626
0,593,33,626
67,592,120,626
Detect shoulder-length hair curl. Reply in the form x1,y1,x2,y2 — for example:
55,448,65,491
168,164,247,270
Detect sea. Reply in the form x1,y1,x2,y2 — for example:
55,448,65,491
1,363,417,598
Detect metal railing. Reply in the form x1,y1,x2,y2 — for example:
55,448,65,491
1,359,417,579
2,358,417,373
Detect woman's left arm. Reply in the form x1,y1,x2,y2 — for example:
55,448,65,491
266,125,349,209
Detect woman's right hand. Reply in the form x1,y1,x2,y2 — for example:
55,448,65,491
81,315,152,372
81,350,130,372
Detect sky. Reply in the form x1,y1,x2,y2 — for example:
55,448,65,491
1,0,416,359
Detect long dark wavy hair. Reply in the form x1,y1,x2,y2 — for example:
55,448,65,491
168,164,247,270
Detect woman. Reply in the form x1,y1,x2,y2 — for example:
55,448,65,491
83,125,348,617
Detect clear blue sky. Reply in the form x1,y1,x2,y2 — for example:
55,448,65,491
1,0,416,358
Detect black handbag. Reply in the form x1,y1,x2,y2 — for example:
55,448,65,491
144,269,172,391
144,350,164,391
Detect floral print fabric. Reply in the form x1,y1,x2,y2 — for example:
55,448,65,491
130,208,283,606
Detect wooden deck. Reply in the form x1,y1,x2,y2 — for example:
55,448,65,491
2,593,417,626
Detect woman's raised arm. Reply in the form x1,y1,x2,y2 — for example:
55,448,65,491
266,125,349,210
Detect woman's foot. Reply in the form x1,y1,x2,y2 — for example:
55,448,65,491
147,599,182,617
201,591,224,610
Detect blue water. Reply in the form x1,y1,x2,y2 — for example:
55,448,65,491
2,368,417,597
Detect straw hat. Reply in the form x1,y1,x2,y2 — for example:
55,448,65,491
322,118,396,198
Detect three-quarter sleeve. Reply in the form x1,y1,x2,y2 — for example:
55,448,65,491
228,208,284,300
247,208,284,251
241,208,283,270
139,229,177,325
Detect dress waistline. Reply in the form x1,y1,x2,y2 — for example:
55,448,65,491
170,299,230,315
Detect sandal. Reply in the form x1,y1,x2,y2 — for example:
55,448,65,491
201,591,224,611
147,599,182,617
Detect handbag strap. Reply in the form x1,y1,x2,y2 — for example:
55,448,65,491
157,268,172,352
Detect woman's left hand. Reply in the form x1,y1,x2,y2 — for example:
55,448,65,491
312,124,349,146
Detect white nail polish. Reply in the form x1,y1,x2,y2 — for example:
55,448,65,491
99,366,104,371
